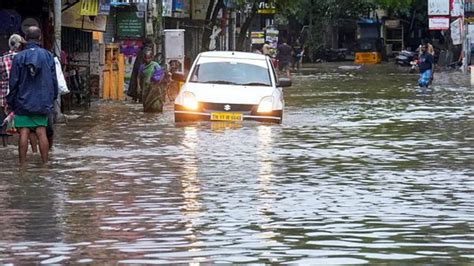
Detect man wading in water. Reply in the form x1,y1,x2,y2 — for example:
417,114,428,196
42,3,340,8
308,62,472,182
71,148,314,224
418,43,434,89
7,26,58,164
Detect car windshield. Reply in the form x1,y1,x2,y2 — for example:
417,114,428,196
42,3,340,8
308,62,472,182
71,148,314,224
190,61,272,86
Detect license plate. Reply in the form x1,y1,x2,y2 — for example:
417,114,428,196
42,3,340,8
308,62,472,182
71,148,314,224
210,112,243,121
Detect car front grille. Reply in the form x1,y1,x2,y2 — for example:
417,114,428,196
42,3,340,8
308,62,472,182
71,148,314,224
200,102,256,113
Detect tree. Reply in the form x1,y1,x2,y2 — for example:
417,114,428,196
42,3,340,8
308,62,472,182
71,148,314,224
288,0,418,59
289,0,372,58
372,0,413,11
234,0,296,51
200,0,297,51
201,0,224,52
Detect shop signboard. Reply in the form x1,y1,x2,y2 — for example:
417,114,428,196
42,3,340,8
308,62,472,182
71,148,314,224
428,0,450,15
192,0,210,20
116,11,145,39
451,18,463,45
98,0,111,15
429,16,450,30
251,31,265,44
162,0,173,17
265,28,279,48
257,0,276,14
80,0,99,16
173,0,190,18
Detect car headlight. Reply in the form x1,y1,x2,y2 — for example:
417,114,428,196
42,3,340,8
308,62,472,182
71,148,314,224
182,91,199,110
257,96,274,113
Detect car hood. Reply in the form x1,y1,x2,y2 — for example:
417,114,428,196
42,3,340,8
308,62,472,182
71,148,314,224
183,83,277,104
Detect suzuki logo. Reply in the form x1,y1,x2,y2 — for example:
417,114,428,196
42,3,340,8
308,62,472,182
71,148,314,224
224,104,231,111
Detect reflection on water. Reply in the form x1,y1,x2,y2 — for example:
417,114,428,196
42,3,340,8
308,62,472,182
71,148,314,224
0,65,473,264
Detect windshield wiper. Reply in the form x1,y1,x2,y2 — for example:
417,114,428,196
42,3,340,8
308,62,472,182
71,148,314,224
200,80,239,85
241,82,270,86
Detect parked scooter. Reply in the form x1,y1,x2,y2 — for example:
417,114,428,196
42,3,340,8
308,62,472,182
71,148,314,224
395,50,418,67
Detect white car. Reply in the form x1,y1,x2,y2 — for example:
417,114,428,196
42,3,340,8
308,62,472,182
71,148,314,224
173,51,291,124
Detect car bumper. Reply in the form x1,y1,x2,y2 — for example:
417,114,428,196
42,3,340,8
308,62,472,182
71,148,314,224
175,105,283,123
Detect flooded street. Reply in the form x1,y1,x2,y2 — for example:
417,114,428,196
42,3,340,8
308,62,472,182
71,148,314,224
0,64,473,264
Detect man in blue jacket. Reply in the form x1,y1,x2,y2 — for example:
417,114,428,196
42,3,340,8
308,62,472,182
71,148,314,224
7,26,58,164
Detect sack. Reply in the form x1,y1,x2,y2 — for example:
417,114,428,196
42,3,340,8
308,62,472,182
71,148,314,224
151,66,163,83
54,57,69,95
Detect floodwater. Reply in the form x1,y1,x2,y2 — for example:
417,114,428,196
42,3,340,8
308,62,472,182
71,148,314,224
0,64,473,264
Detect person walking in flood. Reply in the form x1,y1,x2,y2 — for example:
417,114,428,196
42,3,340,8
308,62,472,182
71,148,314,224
138,49,164,113
277,39,293,78
127,38,153,103
7,26,58,164
1,34,25,145
418,43,434,89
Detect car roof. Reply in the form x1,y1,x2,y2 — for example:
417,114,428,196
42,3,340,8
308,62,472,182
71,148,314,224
198,51,267,61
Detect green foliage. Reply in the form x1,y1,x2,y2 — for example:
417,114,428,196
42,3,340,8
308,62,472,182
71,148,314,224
286,0,416,56
372,0,413,10
289,0,373,53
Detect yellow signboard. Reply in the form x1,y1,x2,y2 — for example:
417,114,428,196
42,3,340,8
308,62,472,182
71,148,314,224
63,0,107,32
257,0,276,14
80,0,99,16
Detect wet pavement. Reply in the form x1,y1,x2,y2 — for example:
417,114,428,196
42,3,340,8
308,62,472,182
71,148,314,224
0,63,473,264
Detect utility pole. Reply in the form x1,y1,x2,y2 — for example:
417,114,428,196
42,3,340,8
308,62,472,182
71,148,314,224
224,0,235,51
54,0,65,123
54,0,61,56
229,9,236,51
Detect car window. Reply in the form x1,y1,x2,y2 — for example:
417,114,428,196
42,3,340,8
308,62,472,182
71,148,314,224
190,62,272,86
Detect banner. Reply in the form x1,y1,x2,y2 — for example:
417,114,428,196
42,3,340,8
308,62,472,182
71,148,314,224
451,18,463,45
428,0,450,15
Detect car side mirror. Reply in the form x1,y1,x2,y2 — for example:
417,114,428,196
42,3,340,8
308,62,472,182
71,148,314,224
277,78,292,88
172,72,186,82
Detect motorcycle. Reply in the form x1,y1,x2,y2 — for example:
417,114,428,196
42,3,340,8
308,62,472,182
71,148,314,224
395,50,418,67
